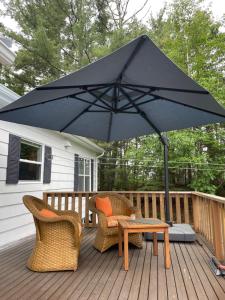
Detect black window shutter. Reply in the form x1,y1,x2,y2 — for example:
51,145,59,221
74,154,79,191
43,146,52,184
6,134,21,184
91,159,94,191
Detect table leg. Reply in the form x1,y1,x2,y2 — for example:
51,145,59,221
118,225,122,257
124,229,129,271
164,229,171,269
153,232,158,256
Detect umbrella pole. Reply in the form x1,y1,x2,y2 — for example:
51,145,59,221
161,135,172,226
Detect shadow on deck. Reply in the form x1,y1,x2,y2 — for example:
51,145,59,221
0,228,225,300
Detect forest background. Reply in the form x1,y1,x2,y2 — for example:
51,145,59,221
0,0,225,195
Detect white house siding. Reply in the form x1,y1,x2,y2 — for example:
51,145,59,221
0,120,101,248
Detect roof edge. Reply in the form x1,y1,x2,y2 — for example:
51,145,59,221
60,132,104,154
0,84,19,108
0,40,15,65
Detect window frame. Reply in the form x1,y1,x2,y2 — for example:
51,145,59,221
18,139,44,183
78,157,91,192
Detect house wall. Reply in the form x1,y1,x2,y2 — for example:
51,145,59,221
0,120,99,248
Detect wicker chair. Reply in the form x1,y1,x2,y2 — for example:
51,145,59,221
23,195,82,272
89,192,143,252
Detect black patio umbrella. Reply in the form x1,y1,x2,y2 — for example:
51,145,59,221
1,35,225,224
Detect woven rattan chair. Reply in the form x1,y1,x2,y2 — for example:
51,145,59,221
23,195,82,272
89,192,143,252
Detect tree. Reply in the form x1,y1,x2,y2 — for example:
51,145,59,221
0,0,148,93
0,0,225,195
99,0,225,195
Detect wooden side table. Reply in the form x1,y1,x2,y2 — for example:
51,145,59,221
118,218,171,271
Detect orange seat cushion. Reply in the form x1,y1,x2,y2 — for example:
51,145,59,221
39,208,58,218
96,197,112,217
107,215,131,227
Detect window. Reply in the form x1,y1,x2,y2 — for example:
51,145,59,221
78,158,91,191
19,140,42,181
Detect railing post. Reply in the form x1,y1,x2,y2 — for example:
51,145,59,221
144,193,149,218
43,192,48,205
175,194,181,223
163,136,171,225
212,201,223,260
85,193,90,228
192,194,200,232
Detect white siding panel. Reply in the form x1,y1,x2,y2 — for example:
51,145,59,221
0,181,74,193
51,172,74,181
0,155,7,168
0,128,9,142
0,191,43,206
53,156,74,167
0,212,33,233
0,223,35,248
0,203,28,219
0,120,100,248
0,141,8,155
0,167,6,180
51,164,73,174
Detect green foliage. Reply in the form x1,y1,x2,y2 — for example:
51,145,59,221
98,0,225,195
0,0,225,195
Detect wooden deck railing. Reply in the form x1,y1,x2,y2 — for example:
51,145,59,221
43,190,225,260
192,192,225,260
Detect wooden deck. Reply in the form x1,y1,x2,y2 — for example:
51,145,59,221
0,229,225,300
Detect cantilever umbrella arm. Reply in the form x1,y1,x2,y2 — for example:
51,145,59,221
160,134,172,226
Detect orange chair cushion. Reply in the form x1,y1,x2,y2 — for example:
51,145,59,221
39,208,58,218
96,197,112,217
107,215,132,227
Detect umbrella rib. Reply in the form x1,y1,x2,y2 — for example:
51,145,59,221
36,83,112,90
88,110,138,114
149,92,225,119
120,87,162,138
70,95,110,110
117,36,146,82
122,83,209,95
0,86,108,114
119,89,156,111
60,88,113,132
119,93,147,110
85,87,113,110
59,100,99,132
124,85,225,119
122,96,159,111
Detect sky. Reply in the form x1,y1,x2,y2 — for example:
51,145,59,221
0,0,225,33
127,0,225,22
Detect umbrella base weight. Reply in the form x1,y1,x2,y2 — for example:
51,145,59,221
144,224,196,242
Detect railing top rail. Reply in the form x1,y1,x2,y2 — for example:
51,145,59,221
43,190,225,204
192,191,225,204
43,191,192,194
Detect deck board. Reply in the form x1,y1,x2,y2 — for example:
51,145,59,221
0,229,224,300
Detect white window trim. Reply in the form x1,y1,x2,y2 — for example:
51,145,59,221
79,157,91,192
18,139,44,183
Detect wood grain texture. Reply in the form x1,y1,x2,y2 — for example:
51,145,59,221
0,229,225,300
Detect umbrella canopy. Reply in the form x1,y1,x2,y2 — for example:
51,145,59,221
1,35,225,225
0,35,225,142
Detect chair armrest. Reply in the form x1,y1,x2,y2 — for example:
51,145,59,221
57,210,81,224
37,214,81,239
89,205,107,228
96,211,108,228
59,215,82,238
128,206,142,218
